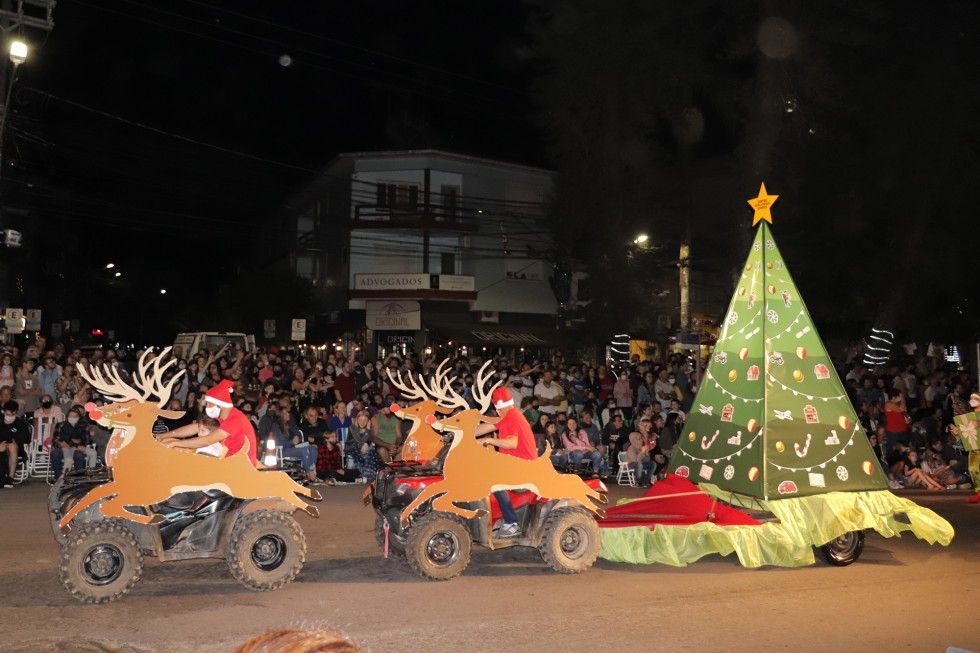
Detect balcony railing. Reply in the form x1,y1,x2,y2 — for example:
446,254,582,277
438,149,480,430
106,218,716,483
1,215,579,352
352,203,478,231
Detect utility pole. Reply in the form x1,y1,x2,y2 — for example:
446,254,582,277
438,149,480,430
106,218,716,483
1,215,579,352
678,232,691,331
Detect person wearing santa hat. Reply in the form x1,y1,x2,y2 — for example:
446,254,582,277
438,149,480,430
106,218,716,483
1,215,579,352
160,379,258,467
474,386,538,537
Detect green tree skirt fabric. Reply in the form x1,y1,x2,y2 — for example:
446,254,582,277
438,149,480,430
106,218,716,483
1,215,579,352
598,487,954,568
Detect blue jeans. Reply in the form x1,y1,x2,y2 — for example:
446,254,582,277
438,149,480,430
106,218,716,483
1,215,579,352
550,451,569,468
52,447,86,477
493,490,519,524
569,450,607,474
282,444,317,471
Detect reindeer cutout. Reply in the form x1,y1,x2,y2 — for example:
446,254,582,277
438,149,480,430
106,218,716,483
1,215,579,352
398,361,605,528
387,362,456,461
58,348,319,533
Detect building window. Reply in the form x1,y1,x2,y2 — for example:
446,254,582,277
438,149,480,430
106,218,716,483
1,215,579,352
377,183,419,211
440,252,456,275
440,184,459,220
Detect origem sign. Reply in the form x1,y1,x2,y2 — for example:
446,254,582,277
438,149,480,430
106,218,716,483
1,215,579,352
354,273,429,291
366,300,421,331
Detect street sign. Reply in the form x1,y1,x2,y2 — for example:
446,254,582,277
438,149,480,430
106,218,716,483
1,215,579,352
4,308,24,334
51,322,62,338
25,309,41,331
291,318,306,341
70,319,80,333
263,319,276,339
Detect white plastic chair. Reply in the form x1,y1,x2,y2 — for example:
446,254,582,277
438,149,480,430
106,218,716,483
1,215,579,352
616,451,636,487
29,417,55,481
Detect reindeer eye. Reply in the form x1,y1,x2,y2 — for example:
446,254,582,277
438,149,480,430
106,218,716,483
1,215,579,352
125,413,132,417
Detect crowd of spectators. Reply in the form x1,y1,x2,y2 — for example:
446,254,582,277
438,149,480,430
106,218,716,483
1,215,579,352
0,335,974,495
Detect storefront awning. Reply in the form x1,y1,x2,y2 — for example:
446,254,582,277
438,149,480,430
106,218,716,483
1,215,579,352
433,325,556,347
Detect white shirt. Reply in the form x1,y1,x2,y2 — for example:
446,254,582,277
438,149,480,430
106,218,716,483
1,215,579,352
534,381,563,415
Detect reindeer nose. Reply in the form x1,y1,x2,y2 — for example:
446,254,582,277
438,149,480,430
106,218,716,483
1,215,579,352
425,414,437,425
390,403,401,413
84,402,103,421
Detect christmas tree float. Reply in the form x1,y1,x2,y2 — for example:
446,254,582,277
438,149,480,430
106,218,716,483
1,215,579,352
598,185,954,568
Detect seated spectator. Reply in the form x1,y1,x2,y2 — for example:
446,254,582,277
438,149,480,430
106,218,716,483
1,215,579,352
51,406,90,478
561,416,607,475
316,429,359,485
521,396,540,426
0,399,26,487
602,412,630,460
269,403,317,482
659,413,679,460
299,405,328,445
371,399,401,462
626,417,664,487
33,394,64,425
578,409,602,451
922,439,969,489
533,417,568,468
347,410,381,480
899,449,945,490
667,399,686,425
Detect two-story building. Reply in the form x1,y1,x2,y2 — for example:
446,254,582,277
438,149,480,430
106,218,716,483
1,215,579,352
266,149,561,359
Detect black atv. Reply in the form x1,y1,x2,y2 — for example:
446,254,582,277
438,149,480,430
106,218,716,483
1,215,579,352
370,453,606,581
49,459,316,603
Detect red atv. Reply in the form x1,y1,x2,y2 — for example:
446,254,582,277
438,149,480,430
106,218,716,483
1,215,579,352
370,459,606,580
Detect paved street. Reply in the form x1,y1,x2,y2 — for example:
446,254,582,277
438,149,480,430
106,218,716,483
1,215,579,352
1,482,977,653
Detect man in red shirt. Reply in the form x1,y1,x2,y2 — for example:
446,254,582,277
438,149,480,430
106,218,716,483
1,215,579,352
161,380,258,466
476,387,537,537
333,361,356,405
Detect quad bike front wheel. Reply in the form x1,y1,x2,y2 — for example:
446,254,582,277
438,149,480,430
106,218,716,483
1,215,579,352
226,510,307,591
60,519,144,604
819,530,865,566
404,512,472,581
539,507,601,574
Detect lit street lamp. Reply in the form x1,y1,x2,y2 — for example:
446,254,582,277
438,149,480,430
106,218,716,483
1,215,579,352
114,272,121,278
105,262,115,269
0,39,29,183
633,233,650,245
8,40,27,66
159,288,167,295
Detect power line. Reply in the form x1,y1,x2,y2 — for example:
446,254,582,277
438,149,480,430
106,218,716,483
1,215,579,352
21,86,317,173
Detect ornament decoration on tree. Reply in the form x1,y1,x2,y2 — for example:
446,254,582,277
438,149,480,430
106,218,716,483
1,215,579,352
669,183,890,499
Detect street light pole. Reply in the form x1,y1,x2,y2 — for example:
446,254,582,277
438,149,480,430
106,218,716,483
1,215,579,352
0,39,27,184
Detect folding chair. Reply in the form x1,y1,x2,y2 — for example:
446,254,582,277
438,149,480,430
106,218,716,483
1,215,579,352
29,417,55,482
616,451,636,487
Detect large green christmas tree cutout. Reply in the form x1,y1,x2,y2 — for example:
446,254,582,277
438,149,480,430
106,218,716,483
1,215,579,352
669,189,888,500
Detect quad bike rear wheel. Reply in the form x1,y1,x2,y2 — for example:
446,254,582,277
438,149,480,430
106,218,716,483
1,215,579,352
538,507,601,574
404,512,472,581
60,519,144,604
226,510,306,591
374,510,406,557
819,530,865,566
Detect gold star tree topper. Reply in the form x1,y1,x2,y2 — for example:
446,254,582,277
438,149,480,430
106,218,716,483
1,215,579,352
747,182,778,226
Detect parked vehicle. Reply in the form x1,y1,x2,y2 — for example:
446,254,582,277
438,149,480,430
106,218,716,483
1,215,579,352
172,332,256,358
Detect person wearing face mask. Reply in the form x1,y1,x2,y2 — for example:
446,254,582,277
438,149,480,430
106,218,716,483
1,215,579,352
33,394,64,424
0,400,27,487
51,406,90,478
160,380,258,467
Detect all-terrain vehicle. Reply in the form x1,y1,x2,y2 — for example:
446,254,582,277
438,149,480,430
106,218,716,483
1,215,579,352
370,456,607,581
49,458,316,603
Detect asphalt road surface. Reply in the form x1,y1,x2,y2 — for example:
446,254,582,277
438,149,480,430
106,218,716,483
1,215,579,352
1,482,977,653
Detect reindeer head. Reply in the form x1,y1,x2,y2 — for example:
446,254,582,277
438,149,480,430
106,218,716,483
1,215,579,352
426,360,501,446
386,361,461,433
78,348,185,448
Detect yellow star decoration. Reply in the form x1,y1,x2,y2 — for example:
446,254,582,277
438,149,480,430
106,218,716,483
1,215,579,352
747,182,779,226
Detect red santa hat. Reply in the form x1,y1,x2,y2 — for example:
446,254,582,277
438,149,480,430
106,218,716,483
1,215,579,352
205,379,235,408
491,386,514,410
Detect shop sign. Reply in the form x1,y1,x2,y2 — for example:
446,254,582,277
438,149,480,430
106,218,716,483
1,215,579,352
435,275,475,291
366,300,421,331
354,273,430,291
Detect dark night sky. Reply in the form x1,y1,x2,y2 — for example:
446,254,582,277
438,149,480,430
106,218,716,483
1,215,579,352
5,0,980,343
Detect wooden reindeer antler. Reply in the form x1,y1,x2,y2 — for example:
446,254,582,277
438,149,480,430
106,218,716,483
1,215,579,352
424,360,470,413
133,347,183,407
470,359,503,414
77,348,183,407
388,367,429,402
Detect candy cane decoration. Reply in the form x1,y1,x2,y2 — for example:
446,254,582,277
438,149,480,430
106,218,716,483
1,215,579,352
794,433,812,458
701,430,719,450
